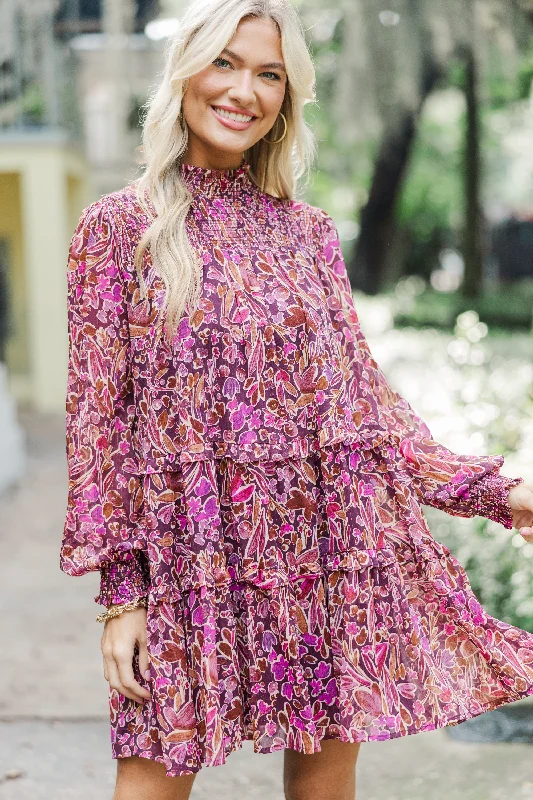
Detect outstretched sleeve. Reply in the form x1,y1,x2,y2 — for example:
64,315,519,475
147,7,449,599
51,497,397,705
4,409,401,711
314,208,523,529
62,199,150,606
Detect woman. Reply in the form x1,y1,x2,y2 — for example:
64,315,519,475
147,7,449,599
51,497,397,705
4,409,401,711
61,1,533,798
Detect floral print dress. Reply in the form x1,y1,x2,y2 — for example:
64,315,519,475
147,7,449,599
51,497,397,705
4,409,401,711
61,161,533,777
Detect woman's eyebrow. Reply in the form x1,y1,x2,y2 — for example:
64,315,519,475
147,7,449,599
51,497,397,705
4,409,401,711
220,47,286,72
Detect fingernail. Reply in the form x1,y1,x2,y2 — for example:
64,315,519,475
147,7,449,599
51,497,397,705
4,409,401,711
144,670,150,680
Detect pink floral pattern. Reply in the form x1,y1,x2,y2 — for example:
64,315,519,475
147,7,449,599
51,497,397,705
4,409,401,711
62,161,532,777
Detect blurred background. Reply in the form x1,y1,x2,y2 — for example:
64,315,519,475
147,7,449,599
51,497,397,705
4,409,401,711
1,1,533,797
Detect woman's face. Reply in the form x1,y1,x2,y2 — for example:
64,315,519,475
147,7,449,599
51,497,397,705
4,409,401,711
181,15,288,168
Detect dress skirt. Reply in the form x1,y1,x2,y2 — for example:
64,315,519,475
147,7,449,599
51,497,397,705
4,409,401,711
108,438,533,777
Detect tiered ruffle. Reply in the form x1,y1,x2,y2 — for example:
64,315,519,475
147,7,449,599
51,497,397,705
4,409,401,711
109,436,533,776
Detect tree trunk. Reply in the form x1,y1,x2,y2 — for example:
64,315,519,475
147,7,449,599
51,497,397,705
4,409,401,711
462,46,483,299
350,60,441,294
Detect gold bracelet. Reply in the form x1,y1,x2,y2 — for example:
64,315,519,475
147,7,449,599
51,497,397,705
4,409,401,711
96,596,148,623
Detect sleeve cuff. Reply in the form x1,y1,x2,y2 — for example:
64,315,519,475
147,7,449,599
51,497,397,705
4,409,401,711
95,551,150,606
467,472,524,530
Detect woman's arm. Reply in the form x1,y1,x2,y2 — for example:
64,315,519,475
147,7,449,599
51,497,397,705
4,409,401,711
314,208,524,529
62,199,150,606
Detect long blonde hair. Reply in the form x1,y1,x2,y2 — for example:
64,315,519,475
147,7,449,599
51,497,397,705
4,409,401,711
133,0,317,340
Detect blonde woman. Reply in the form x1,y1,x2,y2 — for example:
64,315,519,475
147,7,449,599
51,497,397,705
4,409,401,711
61,1,533,798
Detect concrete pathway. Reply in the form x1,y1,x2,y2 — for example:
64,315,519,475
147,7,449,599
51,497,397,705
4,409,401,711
1,410,533,799
2,720,533,799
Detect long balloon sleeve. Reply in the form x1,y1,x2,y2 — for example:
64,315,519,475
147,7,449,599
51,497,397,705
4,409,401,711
61,200,149,605
314,209,523,529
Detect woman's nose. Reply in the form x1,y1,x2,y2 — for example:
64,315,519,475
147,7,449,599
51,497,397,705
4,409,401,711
227,71,256,105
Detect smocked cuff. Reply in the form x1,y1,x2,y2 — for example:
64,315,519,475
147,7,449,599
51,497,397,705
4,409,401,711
468,473,524,530
95,551,150,606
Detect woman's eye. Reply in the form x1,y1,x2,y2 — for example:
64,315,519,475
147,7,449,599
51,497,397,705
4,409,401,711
212,58,281,81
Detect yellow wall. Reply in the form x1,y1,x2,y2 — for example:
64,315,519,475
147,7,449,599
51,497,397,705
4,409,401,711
0,173,29,377
0,134,90,411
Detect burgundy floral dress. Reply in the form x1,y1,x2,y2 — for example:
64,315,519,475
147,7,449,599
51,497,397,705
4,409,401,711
61,160,533,777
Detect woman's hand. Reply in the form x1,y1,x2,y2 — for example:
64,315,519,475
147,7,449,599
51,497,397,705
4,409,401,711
101,605,151,704
508,483,533,542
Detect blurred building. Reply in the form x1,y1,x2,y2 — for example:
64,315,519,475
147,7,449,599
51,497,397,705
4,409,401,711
68,0,162,197
0,0,163,412
0,0,89,413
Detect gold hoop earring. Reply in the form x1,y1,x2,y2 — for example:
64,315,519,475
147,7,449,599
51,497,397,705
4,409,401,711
262,111,287,144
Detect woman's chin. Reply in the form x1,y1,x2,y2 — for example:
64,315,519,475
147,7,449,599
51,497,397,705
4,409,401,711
204,133,256,155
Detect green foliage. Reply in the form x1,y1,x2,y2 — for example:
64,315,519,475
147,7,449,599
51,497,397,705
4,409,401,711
393,282,533,331
444,47,533,110
302,3,533,297
517,59,533,101
381,306,533,632
397,104,464,278
20,82,46,125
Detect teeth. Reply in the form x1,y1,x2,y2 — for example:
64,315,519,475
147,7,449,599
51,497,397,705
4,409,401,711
214,107,254,123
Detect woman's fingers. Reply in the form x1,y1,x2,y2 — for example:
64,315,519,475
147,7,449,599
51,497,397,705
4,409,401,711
138,635,150,682
102,635,149,703
109,658,148,704
512,506,533,532
105,658,140,703
114,646,151,703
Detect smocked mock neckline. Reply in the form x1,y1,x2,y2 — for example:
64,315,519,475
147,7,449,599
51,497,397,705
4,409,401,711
179,160,254,198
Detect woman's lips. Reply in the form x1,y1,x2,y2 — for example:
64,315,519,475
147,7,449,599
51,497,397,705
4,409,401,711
210,105,256,130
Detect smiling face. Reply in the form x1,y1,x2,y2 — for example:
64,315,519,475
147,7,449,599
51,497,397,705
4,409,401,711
181,15,288,169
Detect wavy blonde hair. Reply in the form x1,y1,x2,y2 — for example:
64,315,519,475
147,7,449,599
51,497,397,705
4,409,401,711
133,0,317,340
